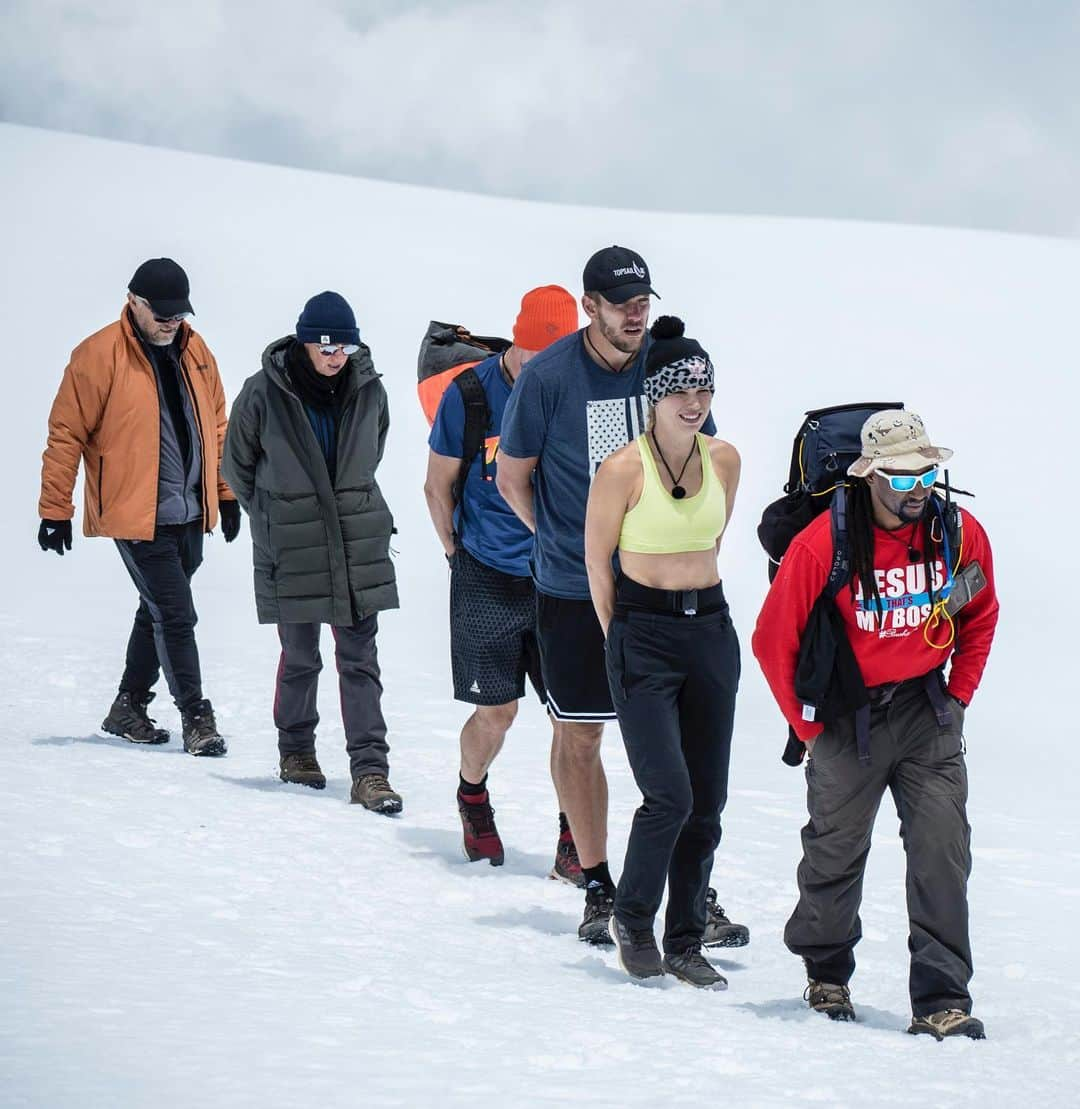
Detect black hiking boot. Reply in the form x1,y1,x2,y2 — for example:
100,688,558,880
180,699,227,757
279,751,326,789
662,947,728,990
805,980,856,1021
609,916,663,979
102,690,169,745
350,773,403,815
703,888,750,948
908,1010,985,1041
577,881,615,945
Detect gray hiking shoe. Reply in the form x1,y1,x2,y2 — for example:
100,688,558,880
350,773,403,815
703,888,750,948
908,1010,985,1041
577,882,615,945
662,948,728,990
180,699,227,757
805,980,855,1021
280,752,326,789
609,916,663,979
102,690,170,745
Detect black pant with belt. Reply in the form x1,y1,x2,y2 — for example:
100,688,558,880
605,576,740,954
114,521,205,711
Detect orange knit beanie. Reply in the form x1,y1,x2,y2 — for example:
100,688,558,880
512,285,578,351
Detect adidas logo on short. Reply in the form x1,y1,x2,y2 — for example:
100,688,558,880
470,680,481,693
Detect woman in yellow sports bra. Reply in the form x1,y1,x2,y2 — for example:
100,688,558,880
584,316,742,988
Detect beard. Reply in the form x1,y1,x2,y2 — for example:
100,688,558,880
595,312,643,355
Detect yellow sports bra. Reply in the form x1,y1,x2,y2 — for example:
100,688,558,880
618,433,727,554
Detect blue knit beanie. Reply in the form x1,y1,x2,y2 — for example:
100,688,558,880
296,291,360,345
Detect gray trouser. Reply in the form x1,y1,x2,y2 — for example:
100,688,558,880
274,616,389,779
784,678,973,1017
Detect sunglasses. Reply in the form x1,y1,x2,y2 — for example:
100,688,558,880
133,295,191,324
878,466,938,493
317,344,359,356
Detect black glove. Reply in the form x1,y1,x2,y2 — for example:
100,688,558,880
220,499,242,543
38,518,72,556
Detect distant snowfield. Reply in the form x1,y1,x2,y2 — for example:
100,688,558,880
1,124,1078,1108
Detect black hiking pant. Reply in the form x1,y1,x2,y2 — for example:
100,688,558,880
115,522,204,711
785,677,974,1016
605,578,740,953
275,616,389,780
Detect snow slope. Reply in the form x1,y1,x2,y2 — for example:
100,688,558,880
1,123,1078,1107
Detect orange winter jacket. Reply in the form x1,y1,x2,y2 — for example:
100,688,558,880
39,308,234,540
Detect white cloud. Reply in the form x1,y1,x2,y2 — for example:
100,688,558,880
2,0,1078,235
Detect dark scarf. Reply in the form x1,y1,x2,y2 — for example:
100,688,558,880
285,339,350,410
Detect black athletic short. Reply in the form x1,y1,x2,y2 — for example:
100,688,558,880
536,590,616,723
450,547,545,706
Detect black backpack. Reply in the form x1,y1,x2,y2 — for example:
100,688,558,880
758,401,904,582
417,321,511,507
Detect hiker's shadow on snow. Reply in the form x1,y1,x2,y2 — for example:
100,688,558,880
210,774,352,801
394,825,552,876
738,998,907,1031
473,906,580,936
32,733,182,752
572,954,677,989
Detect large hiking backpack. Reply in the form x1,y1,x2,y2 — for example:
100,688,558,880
758,402,904,582
757,402,970,767
417,321,511,504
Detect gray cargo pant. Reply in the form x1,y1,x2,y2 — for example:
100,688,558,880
784,676,973,1017
274,616,390,779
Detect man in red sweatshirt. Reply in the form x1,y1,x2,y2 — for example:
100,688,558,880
753,410,998,1040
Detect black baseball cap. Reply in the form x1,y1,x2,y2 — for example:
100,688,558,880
128,258,194,317
582,245,659,303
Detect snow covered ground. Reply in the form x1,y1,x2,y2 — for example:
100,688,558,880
2,123,1078,1107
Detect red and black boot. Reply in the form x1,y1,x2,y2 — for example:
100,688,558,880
549,813,585,888
458,779,504,866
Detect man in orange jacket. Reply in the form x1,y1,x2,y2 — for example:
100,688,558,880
38,258,239,756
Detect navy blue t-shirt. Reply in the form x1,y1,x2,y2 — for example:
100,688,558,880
428,353,533,578
500,331,714,599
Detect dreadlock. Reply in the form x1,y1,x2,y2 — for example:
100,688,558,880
847,479,945,629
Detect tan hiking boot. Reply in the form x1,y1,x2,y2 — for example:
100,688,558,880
805,980,855,1021
279,752,326,790
350,773,403,815
908,1009,985,1041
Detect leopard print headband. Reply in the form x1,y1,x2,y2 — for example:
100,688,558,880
644,355,714,406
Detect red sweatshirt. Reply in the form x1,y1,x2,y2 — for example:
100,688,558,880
752,506,999,742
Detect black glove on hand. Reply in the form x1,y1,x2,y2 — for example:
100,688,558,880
38,518,72,555
220,499,242,543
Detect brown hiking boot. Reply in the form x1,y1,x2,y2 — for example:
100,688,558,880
805,980,856,1021
350,773,403,815
908,1010,985,1041
280,752,326,789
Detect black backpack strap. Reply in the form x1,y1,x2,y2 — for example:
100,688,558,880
824,489,852,600
452,367,490,509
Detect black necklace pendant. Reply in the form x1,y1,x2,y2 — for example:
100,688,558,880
650,430,697,500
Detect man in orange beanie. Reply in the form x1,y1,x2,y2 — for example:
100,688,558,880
424,286,581,872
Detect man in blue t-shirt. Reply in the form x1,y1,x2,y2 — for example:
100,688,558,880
425,285,582,878
498,246,731,946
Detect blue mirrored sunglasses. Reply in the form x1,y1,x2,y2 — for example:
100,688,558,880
317,343,359,356
879,466,938,493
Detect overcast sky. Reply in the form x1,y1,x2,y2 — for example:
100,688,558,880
3,1,1078,237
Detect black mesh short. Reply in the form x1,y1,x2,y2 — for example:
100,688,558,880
536,590,616,722
450,547,545,706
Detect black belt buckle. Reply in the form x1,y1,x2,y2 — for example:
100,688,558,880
676,589,698,616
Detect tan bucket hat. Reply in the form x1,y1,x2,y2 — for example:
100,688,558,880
847,410,953,478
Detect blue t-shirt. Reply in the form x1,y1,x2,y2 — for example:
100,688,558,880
428,353,533,578
500,331,714,599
